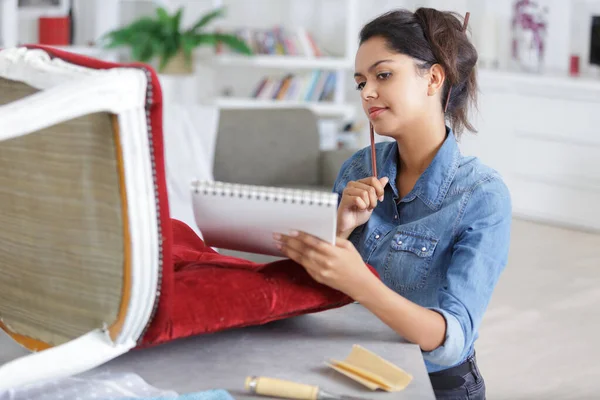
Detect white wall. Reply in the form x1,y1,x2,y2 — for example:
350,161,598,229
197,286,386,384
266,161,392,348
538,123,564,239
459,70,600,231
12,0,600,75
130,0,588,74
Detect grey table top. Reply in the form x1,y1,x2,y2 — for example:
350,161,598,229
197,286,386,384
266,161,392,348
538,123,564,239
0,304,434,399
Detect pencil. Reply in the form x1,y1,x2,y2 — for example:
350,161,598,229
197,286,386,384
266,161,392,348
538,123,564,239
370,122,377,178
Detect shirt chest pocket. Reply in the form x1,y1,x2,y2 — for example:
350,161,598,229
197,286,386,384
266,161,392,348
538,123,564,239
383,231,438,293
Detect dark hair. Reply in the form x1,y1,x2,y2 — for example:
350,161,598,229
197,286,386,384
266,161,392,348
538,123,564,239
359,8,478,136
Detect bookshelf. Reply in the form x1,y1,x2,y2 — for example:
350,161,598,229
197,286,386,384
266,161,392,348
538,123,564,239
211,0,360,121
216,97,355,119
0,0,360,120
212,54,353,70
0,0,120,53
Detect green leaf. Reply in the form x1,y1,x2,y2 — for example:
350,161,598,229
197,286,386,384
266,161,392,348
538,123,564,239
151,38,165,61
213,33,253,55
100,17,161,49
101,28,134,47
130,43,146,61
99,5,231,66
156,7,171,26
180,32,196,62
129,36,147,61
121,30,158,62
158,36,179,68
138,43,155,62
158,45,184,72
172,7,184,33
187,7,225,34
158,56,171,72
187,33,217,47
128,17,160,32
155,7,176,40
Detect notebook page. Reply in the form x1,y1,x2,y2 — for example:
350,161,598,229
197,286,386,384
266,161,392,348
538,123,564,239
191,181,338,257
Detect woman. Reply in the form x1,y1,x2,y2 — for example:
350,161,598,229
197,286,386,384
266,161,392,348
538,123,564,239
274,8,512,400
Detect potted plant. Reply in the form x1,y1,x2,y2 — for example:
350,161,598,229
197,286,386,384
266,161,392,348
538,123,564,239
102,6,252,75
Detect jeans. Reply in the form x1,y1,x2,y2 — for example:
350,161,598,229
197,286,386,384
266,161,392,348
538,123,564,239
429,352,486,400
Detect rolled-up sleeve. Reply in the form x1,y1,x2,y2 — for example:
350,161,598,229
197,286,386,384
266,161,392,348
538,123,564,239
422,177,512,366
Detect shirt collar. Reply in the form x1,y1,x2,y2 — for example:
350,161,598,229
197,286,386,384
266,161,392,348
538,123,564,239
380,127,461,210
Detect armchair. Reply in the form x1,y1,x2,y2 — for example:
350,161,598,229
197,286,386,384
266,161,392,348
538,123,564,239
0,46,360,390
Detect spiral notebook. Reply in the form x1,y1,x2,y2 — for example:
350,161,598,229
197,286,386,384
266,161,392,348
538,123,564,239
191,180,338,257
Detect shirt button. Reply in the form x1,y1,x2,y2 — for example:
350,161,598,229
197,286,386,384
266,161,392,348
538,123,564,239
398,240,402,245
422,247,427,251
375,234,380,239
394,215,398,219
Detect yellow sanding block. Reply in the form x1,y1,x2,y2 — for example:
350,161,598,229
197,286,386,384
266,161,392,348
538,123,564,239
327,345,413,392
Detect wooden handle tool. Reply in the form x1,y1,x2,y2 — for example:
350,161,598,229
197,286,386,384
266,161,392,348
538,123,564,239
245,376,319,400
245,376,368,400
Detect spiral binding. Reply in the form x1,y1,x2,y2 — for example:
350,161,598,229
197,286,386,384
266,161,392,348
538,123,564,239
191,180,338,208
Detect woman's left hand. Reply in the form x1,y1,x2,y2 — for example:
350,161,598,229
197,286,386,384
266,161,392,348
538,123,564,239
273,231,375,298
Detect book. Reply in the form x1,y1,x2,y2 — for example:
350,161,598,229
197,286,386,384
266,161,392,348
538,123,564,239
222,26,324,56
191,180,338,257
250,70,337,103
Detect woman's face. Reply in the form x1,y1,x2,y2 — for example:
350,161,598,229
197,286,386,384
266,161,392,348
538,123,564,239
354,36,436,137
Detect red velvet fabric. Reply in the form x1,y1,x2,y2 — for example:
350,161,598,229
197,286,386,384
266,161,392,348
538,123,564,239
23,46,378,348
140,219,361,347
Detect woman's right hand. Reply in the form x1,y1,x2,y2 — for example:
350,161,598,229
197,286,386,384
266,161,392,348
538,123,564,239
337,176,389,238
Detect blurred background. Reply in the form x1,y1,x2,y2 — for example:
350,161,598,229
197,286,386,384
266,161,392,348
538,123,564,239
1,0,599,398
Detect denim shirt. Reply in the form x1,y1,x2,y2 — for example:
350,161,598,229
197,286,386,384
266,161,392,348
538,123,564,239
332,129,512,373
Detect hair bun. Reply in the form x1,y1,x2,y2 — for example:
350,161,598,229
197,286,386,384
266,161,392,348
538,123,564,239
414,8,475,85
414,8,478,133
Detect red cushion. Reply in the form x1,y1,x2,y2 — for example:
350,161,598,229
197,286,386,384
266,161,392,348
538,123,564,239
140,220,376,347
